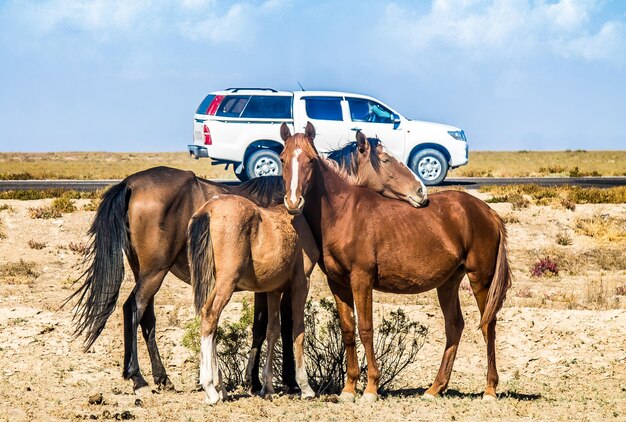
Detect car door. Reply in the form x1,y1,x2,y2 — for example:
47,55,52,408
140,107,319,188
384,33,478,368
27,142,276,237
346,97,405,159
297,96,351,153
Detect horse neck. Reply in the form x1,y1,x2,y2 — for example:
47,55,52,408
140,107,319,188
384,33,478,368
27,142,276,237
303,160,353,241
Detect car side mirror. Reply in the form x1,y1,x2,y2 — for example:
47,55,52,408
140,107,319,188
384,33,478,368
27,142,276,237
391,113,401,124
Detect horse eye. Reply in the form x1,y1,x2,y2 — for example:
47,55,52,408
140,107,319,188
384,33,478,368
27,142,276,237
381,157,390,163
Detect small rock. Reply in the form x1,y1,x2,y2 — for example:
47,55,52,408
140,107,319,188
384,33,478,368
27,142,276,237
89,415,98,420
134,399,142,407
101,410,111,419
26,386,32,392
88,393,104,405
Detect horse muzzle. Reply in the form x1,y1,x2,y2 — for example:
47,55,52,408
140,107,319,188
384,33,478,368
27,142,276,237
284,195,305,215
407,189,428,208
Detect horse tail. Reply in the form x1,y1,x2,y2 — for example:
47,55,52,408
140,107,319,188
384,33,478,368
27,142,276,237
64,181,130,351
187,210,216,316
479,211,512,329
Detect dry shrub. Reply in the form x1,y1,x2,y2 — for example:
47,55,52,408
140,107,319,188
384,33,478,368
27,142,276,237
0,204,14,212
27,239,46,250
569,166,601,177
510,194,530,210
82,198,101,211
530,257,559,277
0,259,40,284
181,298,428,394
615,286,626,296
456,168,493,177
0,219,6,240
556,231,573,246
574,214,626,242
502,214,520,224
67,241,88,254
515,286,533,298
585,278,609,309
306,299,428,394
538,165,567,174
182,299,254,390
28,197,77,219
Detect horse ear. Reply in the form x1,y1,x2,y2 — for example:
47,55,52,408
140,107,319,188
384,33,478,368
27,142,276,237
280,123,291,141
305,121,316,141
356,130,369,154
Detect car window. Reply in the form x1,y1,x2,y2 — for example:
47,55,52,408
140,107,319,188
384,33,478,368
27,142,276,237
347,98,394,123
304,97,343,121
217,95,251,117
241,96,292,119
196,94,215,114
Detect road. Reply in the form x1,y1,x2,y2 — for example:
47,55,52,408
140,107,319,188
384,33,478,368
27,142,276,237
1,177,625,191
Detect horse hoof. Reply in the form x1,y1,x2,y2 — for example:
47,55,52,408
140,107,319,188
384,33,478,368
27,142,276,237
338,392,356,403
482,394,497,402
301,387,316,400
360,392,378,403
422,392,437,401
159,378,176,392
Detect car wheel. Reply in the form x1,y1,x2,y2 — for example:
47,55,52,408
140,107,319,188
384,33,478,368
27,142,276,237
246,149,282,179
410,148,449,186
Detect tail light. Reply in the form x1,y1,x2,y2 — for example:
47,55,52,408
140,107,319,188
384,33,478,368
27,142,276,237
206,95,224,115
203,124,212,145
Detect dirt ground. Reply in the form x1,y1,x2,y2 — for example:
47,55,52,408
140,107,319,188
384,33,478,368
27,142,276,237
0,194,625,421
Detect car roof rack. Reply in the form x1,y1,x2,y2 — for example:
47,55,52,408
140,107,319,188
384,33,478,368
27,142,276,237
226,87,278,93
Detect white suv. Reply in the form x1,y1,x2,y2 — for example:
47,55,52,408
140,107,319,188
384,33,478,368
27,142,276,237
188,88,469,185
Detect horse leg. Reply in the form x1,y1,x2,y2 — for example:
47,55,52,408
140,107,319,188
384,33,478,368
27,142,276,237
290,274,315,399
245,292,268,394
200,283,234,405
261,291,281,397
122,268,168,392
468,271,499,400
328,279,359,402
350,271,380,402
140,298,174,391
280,290,298,392
424,272,465,399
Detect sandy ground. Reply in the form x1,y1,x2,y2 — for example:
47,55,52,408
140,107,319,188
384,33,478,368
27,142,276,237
0,196,625,421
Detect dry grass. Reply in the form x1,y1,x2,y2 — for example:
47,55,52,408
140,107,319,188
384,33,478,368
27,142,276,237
0,189,100,200
28,197,78,219
66,241,88,254
449,150,626,177
0,259,40,284
27,239,47,250
0,218,6,239
555,231,573,246
574,213,626,242
0,152,233,180
527,247,626,275
480,184,626,205
0,204,14,212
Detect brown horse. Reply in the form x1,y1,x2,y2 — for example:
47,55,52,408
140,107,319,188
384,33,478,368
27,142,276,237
187,194,318,404
280,123,511,402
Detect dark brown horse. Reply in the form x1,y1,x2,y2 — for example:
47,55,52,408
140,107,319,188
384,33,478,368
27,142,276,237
65,168,291,392
280,123,511,402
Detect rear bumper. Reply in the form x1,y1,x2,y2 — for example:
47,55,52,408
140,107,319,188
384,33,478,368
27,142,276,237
188,145,209,159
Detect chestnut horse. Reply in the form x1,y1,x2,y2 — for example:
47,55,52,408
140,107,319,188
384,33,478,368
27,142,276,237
280,123,511,401
187,194,318,404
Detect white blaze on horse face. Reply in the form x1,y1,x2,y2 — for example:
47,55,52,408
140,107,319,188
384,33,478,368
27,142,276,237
402,161,428,196
290,148,303,204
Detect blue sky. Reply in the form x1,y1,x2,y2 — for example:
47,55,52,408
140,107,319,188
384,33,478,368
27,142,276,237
0,0,625,152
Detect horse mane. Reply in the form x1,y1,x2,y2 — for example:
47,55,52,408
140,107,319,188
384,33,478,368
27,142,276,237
227,175,285,207
324,137,382,186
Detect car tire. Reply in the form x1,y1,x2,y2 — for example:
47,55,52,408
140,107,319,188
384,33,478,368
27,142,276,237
245,149,282,179
409,148,449,186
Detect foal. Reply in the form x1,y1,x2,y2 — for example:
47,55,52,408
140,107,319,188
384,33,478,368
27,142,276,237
187,194,318,404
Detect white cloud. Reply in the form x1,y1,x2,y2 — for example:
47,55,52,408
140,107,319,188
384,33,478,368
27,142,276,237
381,0,625,62
8,0,282,45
